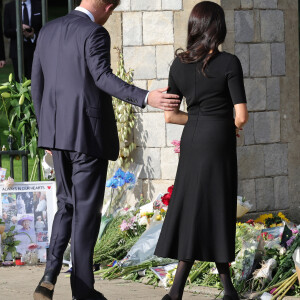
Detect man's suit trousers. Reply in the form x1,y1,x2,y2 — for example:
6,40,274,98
46,150,108,298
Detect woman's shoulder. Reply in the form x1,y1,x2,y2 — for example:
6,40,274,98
219,51,242,67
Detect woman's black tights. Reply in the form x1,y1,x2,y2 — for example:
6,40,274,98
167,261,239,300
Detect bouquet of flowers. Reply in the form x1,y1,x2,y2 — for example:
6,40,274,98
236,196,252,218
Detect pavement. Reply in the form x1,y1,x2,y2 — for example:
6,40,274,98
0,265,216,300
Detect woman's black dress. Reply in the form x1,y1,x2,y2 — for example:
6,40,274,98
154,52,247,263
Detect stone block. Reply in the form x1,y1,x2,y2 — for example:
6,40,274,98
131,0,161,11
225,10,235,32
134,112,166,147
254,0,277,8
166,123,184,146
221,0,241,9
143,179,174,200
235,44,249,76
238,179,256,211
223,31,235,53
147,80,168,112
256,178,274,211
250,44,271,76
237,145,265,179
271,43,286,76
156,45,174,79
115,0,130,11
123,12,142,46
133,80,147,90
235,11,254,43
244,78,267,111
161,148,179,180
132,147,161,179
267,77,280,110
241,0,253,8
123,46,156,80
260,10,284,42
264,144,288,176
162,0,183,10
274,176,289,209
143,12,174,45
244,112,255,145
254,112,280,143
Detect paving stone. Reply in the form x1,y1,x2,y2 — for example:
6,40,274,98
162,0,183,10
264,143,288,176
166,123,184,146
131,0,161,11
235,43,249,77
244,112,255,145
260,10,284,42
133,112,166,147
143,12,174,45
241,0,253,9
156,45,174,79
254,111,280,143
274,176,289,210
237,145,265,179
254,0,277,9
123,46,156,80
271,43,286,76
115,0,131,11
250,44,271,76
267,77,280,110
132,147,161,179
256,178,274,211
244,78,267,111
161,148,179,180
235,10,254,43
238,179,256,211
123,12,142,46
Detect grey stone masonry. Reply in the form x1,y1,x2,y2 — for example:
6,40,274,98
235,44,249,76
235,10,254,42
123,12,142,46
162,0,183,10
238,179,256,211
260,10,284,42
241,0,253,9
253,0,278,9
271,43,286,76
254,111,280,143
274,176,289,210
267,77,280,110
131,0,161,11
256,178,274,211
243,112,255,145
264,144,288,176
237,145,265,179
244,78,267,111
250,44,271,77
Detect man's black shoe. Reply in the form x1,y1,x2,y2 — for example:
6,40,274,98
33,270,57,300
72,290,107,300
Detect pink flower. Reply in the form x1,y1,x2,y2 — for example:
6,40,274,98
120,220,130,231
171,140,181,154
270,288,277,294
28,243,38,250
292,228,299,234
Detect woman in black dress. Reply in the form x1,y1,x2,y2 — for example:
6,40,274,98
154,2,248,300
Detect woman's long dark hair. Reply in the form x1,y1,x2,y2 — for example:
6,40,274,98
176,1,227,75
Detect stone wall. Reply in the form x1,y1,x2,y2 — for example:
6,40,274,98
105,0,300,220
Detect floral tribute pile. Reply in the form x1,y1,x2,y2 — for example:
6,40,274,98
93,178,300,298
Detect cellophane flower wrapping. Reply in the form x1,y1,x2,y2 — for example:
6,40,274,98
236,196,252,218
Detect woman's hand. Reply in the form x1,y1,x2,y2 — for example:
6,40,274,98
234,103,248,137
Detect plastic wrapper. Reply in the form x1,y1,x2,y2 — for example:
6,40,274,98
42,152,55,180
253,258,277,281
293,247,300,284
120,222,163,267
236,196,252,218
151,263,178,288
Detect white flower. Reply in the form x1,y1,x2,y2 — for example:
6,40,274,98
138,216,148,226
4,177,14,188
279,247,286,256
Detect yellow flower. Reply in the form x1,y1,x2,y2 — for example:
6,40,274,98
270,224,276,228
277,223,283,227
278,212,290,223
255,213,274,224
160,208,165,213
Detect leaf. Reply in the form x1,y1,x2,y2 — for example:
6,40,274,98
17,121,26,132
3,130,10,136
10,226,15,231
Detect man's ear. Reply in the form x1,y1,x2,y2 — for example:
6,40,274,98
104,3,114,13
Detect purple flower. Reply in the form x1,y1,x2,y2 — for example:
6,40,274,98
286,235,296,247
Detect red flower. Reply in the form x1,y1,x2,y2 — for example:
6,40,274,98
168,185,174,195
162,193,171,206
246,219,254,226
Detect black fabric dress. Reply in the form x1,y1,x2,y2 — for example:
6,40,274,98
154,52,247,263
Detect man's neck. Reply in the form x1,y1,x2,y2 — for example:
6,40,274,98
79,3,97,20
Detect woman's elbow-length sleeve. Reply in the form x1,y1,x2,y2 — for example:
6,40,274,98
226,55,247,105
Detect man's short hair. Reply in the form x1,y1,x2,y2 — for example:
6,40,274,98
94,0,120,8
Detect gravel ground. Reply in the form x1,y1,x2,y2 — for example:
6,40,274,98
0,265,216,300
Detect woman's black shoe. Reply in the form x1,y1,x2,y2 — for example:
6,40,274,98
223,295,239,300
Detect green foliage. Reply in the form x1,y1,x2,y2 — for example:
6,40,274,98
0,74,41,159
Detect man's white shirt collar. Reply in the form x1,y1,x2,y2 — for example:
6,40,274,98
75,7,95,22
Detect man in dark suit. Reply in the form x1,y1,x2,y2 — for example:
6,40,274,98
0,12,5,68
4,0,42,80
31,1,180,299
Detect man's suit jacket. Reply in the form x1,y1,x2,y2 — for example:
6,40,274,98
4,0,42,59
31,10,148,160
0,13,5,60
